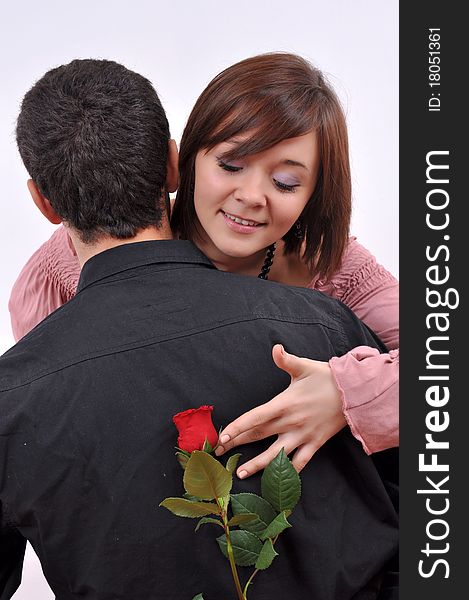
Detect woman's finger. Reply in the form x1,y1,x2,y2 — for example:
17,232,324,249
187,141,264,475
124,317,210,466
235,438,296,479
215,415,295,456
291,443,318,473
216,394,291,454
272,343,318,380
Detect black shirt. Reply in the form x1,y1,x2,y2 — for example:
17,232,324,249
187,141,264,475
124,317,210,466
0,240,397,600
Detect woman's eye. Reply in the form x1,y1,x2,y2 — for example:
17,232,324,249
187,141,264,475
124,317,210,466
274,178,299,193
217,159,242,173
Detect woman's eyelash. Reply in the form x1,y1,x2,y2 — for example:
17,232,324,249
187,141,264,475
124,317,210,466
274,179,299,193
217,158,299,192
217,159,242,173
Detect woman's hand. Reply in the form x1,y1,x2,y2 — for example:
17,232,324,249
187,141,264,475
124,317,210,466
215,344,346,477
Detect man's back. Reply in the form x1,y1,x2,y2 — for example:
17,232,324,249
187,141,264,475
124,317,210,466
0,240,397,600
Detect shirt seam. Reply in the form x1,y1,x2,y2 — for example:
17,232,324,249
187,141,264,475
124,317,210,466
0,316,344,392
77,257,214,292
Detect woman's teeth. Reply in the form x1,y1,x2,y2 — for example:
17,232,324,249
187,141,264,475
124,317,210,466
224,212,259,226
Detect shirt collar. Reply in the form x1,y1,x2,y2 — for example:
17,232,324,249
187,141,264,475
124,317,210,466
76,240,215,293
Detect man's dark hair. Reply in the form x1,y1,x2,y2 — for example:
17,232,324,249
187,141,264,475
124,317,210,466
16,59,170,242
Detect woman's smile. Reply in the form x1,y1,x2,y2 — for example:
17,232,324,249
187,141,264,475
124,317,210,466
221,210,265,232
193,131,320,272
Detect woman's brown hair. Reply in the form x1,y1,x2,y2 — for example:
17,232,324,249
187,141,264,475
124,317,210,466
171,52,351,281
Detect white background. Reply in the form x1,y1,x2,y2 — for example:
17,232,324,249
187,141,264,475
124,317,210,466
0,1,398,597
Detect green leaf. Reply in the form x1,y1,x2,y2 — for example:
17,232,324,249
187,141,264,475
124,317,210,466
192,594,204,600
261,448,301,512
159,497,219,518
227,513,257,527
216,530,263,566
231,493,277,536
259,511,292,540
184,451,233,500
183,493,202,502
202,437,213,453
255,538,279,570
176,451,189,470
226,453,242,474
195,517,224,532
175,447,191,457
218,494,230,511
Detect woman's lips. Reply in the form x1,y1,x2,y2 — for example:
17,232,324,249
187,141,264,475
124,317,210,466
221,210,265,234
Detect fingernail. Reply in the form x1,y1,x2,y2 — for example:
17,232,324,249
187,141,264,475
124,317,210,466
238,470,248,479
220,434,230,444
279,344,285,355
215,446,224,456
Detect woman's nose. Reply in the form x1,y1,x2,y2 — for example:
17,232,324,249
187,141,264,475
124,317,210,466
233,176,267,207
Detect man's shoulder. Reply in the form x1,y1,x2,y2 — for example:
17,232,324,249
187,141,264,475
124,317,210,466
0,265,374,393
206,271,387,355
0,296,85,392
204,269,353,328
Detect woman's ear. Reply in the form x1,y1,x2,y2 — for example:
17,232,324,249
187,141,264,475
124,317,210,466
166,139,179,193
27,180,62,224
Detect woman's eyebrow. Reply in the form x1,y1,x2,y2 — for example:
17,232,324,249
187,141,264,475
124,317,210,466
283,159,309,171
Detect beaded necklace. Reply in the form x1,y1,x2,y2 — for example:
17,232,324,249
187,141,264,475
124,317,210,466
257,243,277,280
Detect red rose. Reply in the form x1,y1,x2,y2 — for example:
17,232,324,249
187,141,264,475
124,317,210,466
173,405,218,453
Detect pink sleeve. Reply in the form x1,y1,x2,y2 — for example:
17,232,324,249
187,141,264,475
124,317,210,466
315,238,399,453
8,226,81,341
330,348,399,454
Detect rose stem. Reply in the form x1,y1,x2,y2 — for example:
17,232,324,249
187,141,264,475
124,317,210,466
216,498,245,600
224,525,245,600
243,535,279,599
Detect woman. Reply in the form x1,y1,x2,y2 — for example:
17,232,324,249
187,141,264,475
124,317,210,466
9,52,398,479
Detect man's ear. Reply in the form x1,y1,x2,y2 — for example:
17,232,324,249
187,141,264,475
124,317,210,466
27,180,62,224
166,139,179,193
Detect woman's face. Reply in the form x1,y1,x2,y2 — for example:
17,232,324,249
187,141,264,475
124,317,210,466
193,131,320,270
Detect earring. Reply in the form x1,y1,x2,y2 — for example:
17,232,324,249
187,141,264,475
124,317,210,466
294,219,304,240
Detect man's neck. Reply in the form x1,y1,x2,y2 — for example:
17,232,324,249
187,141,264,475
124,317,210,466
67,223,173,268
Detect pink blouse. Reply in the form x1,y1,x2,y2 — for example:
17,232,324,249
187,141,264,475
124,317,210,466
312,238,399,455
8,227,398,455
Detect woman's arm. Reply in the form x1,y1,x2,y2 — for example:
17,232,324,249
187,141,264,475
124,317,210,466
317,237,399,349
330,347,399,454
320,237,399,453
216,238,399,476
9,226,80,341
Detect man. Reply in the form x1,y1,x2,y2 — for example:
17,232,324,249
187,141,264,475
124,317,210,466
0,59,397,599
